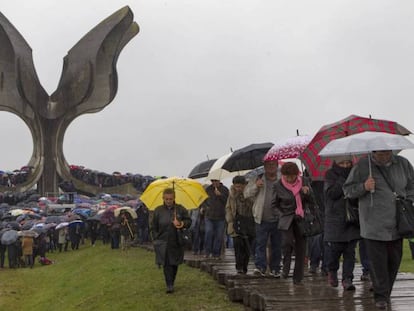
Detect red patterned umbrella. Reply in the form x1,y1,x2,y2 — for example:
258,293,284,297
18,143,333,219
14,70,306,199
263,135,311,162
299,115,411,181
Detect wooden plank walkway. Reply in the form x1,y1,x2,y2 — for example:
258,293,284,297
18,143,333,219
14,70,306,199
182,248,414,311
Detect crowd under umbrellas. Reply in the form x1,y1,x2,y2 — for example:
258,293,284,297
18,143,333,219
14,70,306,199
0,192,145,269
187,114,414,185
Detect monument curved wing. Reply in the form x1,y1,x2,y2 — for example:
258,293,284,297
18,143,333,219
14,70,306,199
49,6,139,120
0,11,48,120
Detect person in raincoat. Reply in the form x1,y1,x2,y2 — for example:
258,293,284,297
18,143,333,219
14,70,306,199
272,162,312,285
324,156,360,290
343,150,414,309
225,175,255,274
21,235,34,268
119,211,134,251
152,188,191,294
57,227,69,252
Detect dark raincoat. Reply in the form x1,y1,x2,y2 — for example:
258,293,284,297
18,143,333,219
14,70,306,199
324,162,360,242
152,204,191,266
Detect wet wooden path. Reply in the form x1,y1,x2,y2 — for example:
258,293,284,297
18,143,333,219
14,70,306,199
182,249,414,311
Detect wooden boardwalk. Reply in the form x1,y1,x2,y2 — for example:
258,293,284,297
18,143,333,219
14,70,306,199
183,248,414,311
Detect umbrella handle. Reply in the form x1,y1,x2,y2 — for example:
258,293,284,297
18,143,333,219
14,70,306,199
126,220,134,239
173,208,184,228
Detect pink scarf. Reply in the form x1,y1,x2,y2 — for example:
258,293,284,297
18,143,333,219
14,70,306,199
281,175,304,218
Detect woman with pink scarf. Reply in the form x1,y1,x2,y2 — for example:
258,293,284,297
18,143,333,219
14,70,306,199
272,162,313,285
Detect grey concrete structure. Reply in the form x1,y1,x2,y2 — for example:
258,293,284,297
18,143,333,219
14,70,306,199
0,6,139,195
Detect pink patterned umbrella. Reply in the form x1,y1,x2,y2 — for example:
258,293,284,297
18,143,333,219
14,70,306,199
263,135,311,162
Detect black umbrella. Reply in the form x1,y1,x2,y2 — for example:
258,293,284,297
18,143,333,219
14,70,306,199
222,142,274,172
1,229,18,245
188,159,217,179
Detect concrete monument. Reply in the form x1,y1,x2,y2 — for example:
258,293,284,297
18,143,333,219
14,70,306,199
0,6,139,195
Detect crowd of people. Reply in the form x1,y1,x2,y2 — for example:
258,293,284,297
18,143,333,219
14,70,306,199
153,150,414,310
0,194,151,270
0,164,156,194
2,148,414,310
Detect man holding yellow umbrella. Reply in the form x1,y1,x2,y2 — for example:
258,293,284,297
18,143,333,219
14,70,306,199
141,177,207,294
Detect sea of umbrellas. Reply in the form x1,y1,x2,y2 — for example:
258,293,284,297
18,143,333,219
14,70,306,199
0,190,141,249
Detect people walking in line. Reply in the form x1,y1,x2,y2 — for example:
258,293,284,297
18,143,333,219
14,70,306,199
226,175,255,274
344,150,414,309
272,162,311,285
152,188,192,294
324,156,360,290
245,158,282,277
204,179,229,259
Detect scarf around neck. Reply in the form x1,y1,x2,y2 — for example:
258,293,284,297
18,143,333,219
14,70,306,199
281,175,304,218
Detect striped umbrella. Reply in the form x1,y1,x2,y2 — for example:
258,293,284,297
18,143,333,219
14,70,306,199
299,114,411,181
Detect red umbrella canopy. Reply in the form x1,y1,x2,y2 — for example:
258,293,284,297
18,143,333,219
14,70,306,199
299,114,411,181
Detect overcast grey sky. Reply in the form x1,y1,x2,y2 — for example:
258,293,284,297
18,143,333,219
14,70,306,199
1,0,414,178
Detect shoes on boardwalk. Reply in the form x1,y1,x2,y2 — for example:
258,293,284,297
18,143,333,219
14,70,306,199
269,270,281,278
374,300,387,309
166,285,174,294
327,271,338,287
253,268,266,276
281,272,289,279
293,279,303,285
361,272,370,281
342,279,356,291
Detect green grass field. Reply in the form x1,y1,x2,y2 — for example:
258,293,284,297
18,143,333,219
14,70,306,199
1,239,413,311
0,243,243,311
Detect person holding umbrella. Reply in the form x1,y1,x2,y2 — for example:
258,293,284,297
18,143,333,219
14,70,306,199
344,150,414,309
244,157,282,277
225,175,255,274
152,188,192,294
272,162,312,285
204,179,229,259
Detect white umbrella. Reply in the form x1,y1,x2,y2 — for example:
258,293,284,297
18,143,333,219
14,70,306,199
319,132,414,206
206,152,250,181
55,222,69,230
318,132,414,157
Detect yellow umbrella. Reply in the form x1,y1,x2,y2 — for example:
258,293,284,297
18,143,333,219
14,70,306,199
140,177,208,210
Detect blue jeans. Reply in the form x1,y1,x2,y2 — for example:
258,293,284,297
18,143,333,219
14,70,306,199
204,219,225,257
255,221,282,272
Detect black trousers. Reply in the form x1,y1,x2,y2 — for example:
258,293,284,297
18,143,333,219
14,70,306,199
365,238,402,303
282,220,306,282
233,235,254,272
163,254,178,287
326,240,358,281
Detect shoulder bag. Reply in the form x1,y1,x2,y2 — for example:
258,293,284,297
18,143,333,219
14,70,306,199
233,211,255,237
344,198,360,227
300,185,324,237
376,166,414,238
174,207,192,247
